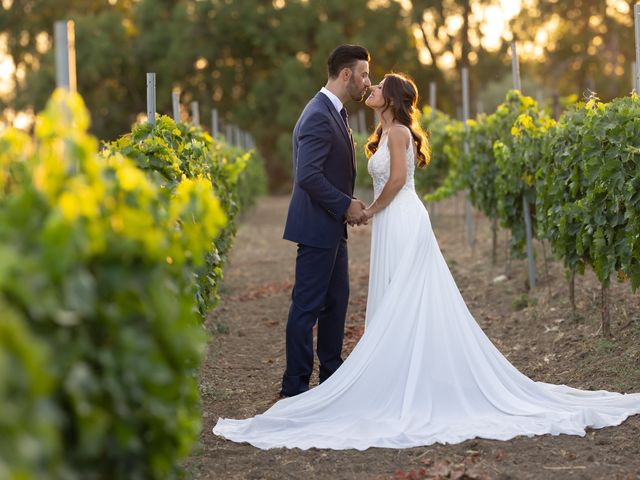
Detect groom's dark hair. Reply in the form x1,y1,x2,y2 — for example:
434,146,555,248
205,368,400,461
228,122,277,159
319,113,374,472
327,44,370,79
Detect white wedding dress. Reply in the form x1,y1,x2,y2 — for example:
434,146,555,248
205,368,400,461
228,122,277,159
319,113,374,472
213,127,640,450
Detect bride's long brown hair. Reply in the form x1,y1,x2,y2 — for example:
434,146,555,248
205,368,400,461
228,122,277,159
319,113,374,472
365,73,430,167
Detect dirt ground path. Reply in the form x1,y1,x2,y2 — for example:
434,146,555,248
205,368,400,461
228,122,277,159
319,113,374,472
186,194,640,480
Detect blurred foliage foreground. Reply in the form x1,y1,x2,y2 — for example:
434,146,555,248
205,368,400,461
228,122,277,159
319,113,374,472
0,89,266,479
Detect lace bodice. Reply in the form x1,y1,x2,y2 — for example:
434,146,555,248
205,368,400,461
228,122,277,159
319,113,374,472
367,128,416,199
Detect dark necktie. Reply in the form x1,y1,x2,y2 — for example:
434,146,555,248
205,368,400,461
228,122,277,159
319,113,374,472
340,107,355,170
339,107,350,133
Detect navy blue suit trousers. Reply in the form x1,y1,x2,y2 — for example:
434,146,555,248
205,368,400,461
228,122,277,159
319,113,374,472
281,92,356,396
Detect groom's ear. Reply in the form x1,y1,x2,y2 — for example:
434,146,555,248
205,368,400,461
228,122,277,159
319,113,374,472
340,67,352,82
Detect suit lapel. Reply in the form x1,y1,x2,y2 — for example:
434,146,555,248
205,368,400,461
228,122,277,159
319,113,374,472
315,93,356,172
316,93,351,145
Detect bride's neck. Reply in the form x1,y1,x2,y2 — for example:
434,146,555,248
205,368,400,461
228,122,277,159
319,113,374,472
378,109,396,132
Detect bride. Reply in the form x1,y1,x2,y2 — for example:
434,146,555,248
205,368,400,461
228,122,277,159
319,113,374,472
213,73,640,450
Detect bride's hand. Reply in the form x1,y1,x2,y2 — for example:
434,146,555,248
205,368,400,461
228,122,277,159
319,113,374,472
363,208,374,220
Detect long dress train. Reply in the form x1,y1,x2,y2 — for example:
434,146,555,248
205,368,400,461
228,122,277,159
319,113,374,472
212,129,640,450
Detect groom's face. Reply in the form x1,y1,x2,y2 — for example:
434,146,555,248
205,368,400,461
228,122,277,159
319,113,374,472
346,60,371,102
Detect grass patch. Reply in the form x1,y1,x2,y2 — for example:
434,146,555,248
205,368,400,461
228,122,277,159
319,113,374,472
595,337,617,354
199,383,234,402
213,321,230,334
512,294,538,311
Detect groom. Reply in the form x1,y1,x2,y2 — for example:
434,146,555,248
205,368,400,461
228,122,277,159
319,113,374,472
281,44,371,397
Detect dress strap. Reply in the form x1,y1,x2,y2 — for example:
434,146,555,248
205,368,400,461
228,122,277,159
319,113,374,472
389,124,412,149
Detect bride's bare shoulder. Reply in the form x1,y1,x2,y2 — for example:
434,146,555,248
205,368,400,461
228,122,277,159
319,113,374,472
388,124,411,146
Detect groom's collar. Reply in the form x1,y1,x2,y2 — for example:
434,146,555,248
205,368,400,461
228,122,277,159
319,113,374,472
320,87,343,114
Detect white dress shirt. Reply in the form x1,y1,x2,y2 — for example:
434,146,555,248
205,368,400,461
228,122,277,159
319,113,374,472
320,87,344,114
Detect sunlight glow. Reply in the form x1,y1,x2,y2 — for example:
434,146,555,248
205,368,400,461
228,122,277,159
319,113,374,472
0,33,16,95
194,57,208,70
13,110,33,130
606,0,634,26
445,15,464,36
414,0,523,70
437,51,456,71
480,1,521,52
500,0,521,19
480,5,507,51
0,54,14,96
0,108,35,131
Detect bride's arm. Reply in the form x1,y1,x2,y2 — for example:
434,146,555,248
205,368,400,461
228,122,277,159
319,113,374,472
364,125,409,218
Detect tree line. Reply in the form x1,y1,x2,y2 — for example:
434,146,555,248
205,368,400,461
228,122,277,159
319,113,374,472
2,0,638,189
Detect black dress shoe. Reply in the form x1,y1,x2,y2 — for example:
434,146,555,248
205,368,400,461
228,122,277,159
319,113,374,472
278,388,307,399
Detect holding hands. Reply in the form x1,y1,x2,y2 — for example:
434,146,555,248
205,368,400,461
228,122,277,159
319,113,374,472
345,199,373,226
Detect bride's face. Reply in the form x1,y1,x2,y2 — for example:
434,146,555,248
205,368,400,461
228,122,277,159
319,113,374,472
365,80,385,109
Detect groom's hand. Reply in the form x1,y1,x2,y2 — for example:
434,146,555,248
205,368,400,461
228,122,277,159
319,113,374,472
345,199,366,226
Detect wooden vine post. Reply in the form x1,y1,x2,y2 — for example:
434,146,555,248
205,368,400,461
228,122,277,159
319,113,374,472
172,89,180,123
635,4,640,93
146,73,156,127
462,67,474,251
54,20,77,92
511,41,537,289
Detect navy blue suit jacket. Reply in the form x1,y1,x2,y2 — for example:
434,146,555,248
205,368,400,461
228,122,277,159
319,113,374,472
283,92,356,248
